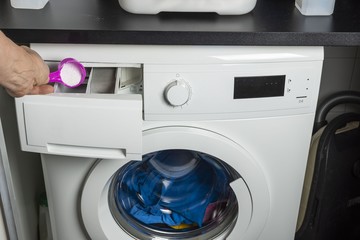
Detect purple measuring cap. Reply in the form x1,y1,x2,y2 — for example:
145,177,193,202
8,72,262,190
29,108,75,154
49,58,86,88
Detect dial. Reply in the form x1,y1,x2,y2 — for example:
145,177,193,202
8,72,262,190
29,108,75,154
164,80,191,107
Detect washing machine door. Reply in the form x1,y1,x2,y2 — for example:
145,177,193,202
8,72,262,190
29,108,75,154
81,127,270,240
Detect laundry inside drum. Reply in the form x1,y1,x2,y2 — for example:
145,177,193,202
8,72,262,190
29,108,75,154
109,149,240,239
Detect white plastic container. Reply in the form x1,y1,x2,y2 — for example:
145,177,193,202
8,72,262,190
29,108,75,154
10,0,48,9
295,0,336,16
118,0,257,15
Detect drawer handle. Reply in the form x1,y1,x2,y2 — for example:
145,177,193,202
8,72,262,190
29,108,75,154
46,143,126,159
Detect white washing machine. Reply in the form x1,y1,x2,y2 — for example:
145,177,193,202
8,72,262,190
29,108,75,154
15,45,323,240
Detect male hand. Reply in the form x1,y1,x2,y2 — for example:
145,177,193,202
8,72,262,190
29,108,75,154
0,31,54,97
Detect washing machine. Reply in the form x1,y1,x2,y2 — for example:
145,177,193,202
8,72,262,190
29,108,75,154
15,45,323,240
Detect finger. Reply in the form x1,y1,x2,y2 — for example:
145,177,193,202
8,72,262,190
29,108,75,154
37,75,50,86
29,85,54,95
5,87,27,98
21,46,50,86
34,62,50,86
5,88,17,98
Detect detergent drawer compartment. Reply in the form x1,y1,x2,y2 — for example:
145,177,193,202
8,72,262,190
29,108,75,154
15,65,143,160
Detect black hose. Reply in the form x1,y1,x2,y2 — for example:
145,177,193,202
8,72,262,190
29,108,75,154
314,91,360,132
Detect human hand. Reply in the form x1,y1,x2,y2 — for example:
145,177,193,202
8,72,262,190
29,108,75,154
0,32,54,97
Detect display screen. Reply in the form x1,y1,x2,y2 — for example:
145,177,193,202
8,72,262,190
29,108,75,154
234,75,285,99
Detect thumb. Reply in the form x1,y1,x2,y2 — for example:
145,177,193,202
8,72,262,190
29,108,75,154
29,85,54,95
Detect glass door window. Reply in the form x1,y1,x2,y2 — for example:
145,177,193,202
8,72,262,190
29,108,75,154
109,149,240,240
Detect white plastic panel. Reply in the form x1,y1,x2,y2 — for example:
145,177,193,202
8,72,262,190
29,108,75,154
143,61,323,120
30,44,323,65
16,94,142,159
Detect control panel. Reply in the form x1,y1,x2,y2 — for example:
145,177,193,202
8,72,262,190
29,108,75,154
143,61,323,120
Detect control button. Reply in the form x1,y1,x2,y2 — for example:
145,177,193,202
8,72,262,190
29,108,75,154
164,80,191,107
296,96,307,104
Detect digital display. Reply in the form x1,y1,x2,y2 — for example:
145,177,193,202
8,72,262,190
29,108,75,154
234,75,285,99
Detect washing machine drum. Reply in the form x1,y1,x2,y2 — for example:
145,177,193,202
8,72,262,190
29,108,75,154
109,150,239,239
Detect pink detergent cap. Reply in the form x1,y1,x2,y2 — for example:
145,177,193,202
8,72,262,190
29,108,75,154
49,58,86,88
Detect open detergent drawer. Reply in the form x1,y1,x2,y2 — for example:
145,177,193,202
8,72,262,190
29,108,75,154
15,63,143,160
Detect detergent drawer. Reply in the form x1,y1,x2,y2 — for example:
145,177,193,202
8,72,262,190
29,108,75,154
15,65,143,160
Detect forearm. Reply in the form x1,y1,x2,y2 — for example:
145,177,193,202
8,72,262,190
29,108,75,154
0,31,21,79
0,31,52,97
0,30,16,58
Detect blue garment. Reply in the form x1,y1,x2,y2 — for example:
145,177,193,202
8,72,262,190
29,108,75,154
115,151,230,228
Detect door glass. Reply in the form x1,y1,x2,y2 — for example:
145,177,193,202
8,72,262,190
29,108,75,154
109,149,240,239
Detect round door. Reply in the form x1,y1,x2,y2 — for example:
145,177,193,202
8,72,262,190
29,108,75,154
81,127,270,240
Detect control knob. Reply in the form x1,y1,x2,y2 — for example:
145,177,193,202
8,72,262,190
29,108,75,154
164,80,191,107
